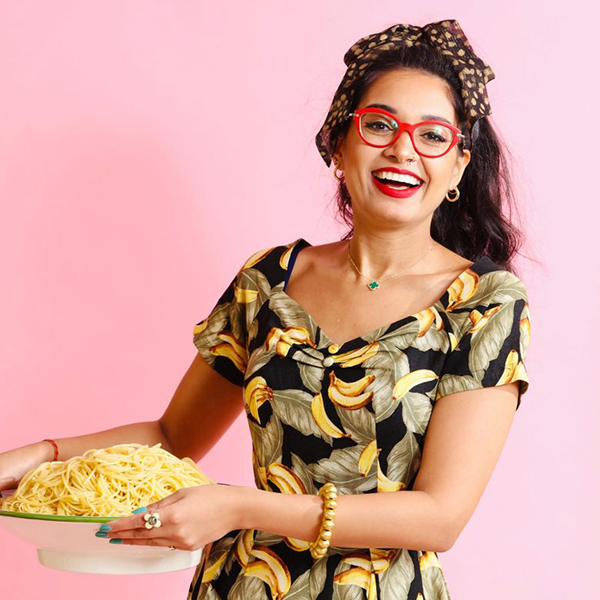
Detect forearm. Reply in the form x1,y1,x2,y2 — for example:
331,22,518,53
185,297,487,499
240,487,451,553
35,420,174,462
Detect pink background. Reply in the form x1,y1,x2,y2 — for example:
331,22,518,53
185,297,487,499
0,1,596,598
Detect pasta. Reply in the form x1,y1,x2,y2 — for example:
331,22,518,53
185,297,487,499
0,443,215,517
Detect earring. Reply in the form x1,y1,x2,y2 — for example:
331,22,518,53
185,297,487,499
333,166,344,181
445,186,460,202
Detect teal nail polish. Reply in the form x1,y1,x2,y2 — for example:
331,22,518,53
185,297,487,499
99,525,111,532
132,507,147,514
95,531,108,538
109,538,123,544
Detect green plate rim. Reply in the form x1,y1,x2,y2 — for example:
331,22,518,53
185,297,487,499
0,509,120,522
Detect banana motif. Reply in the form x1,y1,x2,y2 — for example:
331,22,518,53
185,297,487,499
234,529,255,569
497,349,527,389
447,268,479,311
370,548,398,574
265,326,317,357
283,536,311,552
341,552,372,570
267,463,307,495
210,331,248,373
333,566,378,600
243,559,279,596
332,342,380,368
242,247,274,270
234,284,259,304
311,392,351,439
414,308,440,337
419,550,442,570
358,440,380,477
328,372,375,410
448,331,459,351
392,369,439,401
193,321,208,336
377,458,406,492
201,550,227,583
469,304,503,335
245,376,273,424
279,244,296,270
249,545,291,599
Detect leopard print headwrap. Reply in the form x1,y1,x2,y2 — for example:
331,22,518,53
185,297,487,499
315,19,495,167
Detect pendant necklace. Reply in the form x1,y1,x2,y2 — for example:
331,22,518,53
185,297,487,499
347,239,437,291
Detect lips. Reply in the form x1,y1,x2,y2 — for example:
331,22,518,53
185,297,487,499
371,172,424,199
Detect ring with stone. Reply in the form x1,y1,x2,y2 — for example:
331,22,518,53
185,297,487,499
169,545,176,551
144,511,162,529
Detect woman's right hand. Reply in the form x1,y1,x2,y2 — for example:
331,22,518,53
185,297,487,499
0,442,52,492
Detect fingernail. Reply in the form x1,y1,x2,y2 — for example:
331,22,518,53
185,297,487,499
109,538,123,544
132,507,147,514
99,525,111,532
95,531,109,538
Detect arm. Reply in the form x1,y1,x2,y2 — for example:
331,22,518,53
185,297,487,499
237,381,520,552
0,352,244,488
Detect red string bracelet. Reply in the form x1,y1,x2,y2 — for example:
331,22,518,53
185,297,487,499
42,439,59,462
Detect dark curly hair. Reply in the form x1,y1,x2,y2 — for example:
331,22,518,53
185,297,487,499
321,42,533,275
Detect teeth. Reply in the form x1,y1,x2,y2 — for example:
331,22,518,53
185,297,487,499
373,171,422,185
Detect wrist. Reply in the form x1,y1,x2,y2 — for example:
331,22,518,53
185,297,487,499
35,440,56,463
230,485,258,530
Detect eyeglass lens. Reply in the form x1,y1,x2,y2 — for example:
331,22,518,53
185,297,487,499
359,113,455,157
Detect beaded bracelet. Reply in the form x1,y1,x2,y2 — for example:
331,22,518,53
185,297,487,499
309,482,338,560
42,439,59,462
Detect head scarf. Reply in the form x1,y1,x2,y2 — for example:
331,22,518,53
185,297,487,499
315,19,495,167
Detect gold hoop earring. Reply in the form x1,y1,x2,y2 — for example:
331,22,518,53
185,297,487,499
333,166,344,182
445,186,460,202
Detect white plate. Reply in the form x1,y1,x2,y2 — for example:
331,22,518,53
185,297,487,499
0,491,203,574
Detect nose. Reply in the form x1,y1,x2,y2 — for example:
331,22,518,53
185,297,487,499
385,130,417,160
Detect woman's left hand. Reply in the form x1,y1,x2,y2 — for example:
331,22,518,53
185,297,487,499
100,484,247,551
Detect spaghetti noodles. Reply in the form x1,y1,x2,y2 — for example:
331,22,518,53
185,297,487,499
0,443,215,517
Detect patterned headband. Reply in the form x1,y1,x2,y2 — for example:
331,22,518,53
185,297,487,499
315,19,496,167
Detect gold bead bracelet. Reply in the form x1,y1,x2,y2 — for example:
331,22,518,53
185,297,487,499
309,482,338,560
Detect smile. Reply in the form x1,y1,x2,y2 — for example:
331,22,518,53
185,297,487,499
371,172,424,198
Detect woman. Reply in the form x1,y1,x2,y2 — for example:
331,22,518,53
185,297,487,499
0,20,531,600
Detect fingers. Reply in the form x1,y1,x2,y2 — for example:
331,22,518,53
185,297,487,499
107,491,181,534
108,536,179,549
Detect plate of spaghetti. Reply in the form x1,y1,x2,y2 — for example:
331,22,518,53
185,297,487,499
0,443,214,574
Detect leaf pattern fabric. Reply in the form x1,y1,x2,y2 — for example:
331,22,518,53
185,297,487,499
188,237,531,600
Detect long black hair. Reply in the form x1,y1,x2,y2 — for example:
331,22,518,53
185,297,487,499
322,43,532,275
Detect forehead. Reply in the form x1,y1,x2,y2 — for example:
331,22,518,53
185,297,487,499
360,69,456,123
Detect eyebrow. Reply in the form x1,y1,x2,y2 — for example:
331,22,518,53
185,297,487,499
364,103,454,126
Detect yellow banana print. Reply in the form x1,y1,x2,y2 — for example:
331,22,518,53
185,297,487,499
242,247,274,270
279,244,296,270
392,369,439,401
193,321,208,336
469,304,503,334
249,545,291,599
234,284,259,304
243,559,279,596
210,331,248,373
201,550,227,583
334,566,378,600
449,331,459,351
283,536,311,552
358,440,380,477
497,349,528,389
377,458,406,492
419,550,442,569
311,392,351,439
265,326,317,357
267,463,307,495
333,342,380,368
414,307,442,337
234,529,255,569
341,552,372,569
370,548,398,574
245,376,273,425
328,372,374,410
447,268,479,311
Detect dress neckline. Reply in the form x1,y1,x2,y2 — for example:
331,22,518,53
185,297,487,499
280,237,483,349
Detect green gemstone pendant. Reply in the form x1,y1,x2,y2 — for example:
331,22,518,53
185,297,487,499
367,280,380,291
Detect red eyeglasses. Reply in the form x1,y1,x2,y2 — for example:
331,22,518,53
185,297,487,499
347,107,466,158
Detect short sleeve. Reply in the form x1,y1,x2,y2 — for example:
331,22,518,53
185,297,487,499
192,267,249,388
436,295,531,411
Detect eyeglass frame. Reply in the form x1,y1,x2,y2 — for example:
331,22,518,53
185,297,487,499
346,107,467,158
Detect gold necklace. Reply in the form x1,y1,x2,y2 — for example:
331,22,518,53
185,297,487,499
347,239,437,291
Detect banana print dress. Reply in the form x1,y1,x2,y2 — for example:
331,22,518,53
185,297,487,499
188,237,531,600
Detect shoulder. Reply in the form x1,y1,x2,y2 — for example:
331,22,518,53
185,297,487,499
235,237,305,283
464,256,529,306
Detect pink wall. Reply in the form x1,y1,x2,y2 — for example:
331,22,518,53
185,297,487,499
0,1,596,598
